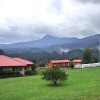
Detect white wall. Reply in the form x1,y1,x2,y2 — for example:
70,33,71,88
75,63,100,68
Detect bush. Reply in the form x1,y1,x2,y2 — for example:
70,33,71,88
31,64,37,71
70,63,74,69
42,67,68,86
25,64,37,76
25,70,37,75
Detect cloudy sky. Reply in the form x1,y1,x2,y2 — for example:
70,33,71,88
0,0,100,43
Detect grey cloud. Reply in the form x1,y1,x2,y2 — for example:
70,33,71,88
50,0,62,15
77,0,100,3
0,0,100,43
0,35,21,44
0,23,48,43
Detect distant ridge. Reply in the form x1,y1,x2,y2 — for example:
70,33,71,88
0,34,99,53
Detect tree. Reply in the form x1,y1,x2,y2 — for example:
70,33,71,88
70,63,74,69
83,48,92,63
31,64,37,71
25,64,37,75
0,49,4,55
38,63,45,67
42,67,68,86
91,54,98,63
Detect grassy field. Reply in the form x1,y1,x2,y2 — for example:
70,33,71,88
0,67,100,100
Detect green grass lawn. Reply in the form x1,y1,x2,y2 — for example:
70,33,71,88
0,67,100,100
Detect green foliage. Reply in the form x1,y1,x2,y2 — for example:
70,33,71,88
91,54,98,63
0,49,4,55
83,48,99,63
25,64,37,76
42,67,68,85
83,48,92,63
31,64,37,75
70,63,74,69
7,48,98,64
66,49,83,60
31,64,37,71
25,70,36,75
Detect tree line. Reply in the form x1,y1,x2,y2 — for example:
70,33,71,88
0,48,99,65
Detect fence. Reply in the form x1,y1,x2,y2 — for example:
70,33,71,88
75,63,100,68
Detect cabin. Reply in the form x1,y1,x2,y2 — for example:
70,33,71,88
13,58,33,71
48,60,70,68
0,55,34,75
72,59,82,66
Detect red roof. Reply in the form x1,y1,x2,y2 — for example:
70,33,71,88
13,58,33,65
0,55,26,67
72,59,82,63
49,60,70,64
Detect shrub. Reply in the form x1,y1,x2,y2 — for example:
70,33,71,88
31,64,37,71
25,64,37,76
70,63,74,69
42,67,68,86
25,70,37,75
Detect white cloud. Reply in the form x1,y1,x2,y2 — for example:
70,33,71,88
0,0,100,43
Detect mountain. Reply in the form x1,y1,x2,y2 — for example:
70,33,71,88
10,35,79,48
51,34,100,52
0,35,79,52
70,34,99,49
0,34,99,53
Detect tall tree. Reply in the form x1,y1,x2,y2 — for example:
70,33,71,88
83,48,92,64
91,54,98,63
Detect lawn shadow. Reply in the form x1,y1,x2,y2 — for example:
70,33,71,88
41,81,70,88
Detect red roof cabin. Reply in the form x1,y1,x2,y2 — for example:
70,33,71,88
0,55,26,67
48,60,70,68
13,58,33,66
72,59,82,66
0,55,34,75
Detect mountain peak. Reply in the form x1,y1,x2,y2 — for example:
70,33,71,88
43,35,57,39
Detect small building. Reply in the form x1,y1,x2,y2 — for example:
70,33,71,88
48,60,70,68
13,58,33,71
0,55,34,75
72,59,82,66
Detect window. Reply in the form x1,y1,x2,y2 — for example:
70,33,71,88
12,67,22,71
26,66,32,70
3,67,12,71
